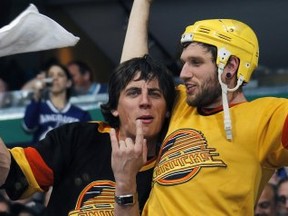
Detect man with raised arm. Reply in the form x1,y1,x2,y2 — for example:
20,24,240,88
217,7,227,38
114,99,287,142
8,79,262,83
112,0,288,215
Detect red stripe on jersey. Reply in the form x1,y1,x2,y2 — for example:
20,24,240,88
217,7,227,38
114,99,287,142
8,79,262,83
283,115,288,149
24,147,54,191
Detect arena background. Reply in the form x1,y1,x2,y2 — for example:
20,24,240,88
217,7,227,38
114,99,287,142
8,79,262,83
0,0,287,146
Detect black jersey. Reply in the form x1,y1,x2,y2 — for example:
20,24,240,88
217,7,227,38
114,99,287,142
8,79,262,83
4,121,155,215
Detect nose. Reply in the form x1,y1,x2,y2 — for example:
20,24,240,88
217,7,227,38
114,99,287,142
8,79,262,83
179,62,192,80
139,92,151,108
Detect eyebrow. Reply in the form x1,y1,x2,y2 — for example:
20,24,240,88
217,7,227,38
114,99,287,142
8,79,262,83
148,88,162,93
125,86,162,93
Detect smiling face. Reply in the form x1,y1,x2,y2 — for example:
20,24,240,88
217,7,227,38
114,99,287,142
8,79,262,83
112,72,167,142
179,42,222,108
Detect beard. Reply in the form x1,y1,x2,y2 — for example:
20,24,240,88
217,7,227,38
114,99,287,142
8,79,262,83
186,72,222,108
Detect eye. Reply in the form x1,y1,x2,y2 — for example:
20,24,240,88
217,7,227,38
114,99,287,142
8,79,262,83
59,73,66,78
278,195,287,205
190,59,201,66
126,88,141,97
148,90,162,98
259,201,271,209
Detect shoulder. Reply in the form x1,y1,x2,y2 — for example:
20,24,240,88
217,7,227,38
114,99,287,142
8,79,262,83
237,97,288,119
175,84,188,104
70,104,89,113
176,84,186,97
53,121,111,135
98,83,108,93
27,99,45,107
90,82,108,94
249,97,288,107
176,84,186,91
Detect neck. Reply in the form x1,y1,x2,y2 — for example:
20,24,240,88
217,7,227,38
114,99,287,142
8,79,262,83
146,140,157,157
204,91,247,109
226,91,247,104
50,93,67,110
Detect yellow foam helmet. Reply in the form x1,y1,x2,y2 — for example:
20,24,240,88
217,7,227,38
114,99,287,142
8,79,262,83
181,19,259,83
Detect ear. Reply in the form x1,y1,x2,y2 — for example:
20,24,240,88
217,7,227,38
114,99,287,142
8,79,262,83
111,110,119,117
223,56,239,78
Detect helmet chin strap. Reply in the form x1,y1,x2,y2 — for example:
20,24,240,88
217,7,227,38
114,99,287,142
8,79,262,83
217,63,244,141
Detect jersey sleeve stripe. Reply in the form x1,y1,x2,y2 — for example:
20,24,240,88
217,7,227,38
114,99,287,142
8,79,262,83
10,147,44,197
23,147,54,190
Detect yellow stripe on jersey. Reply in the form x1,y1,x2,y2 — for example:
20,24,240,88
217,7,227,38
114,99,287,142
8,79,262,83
9,147,43,198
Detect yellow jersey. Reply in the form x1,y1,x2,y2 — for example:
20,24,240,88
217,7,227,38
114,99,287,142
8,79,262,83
143,84,288,216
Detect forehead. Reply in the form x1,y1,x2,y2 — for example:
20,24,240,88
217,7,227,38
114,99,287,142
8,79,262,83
48,65,65,75
260,186,274,199
278,181,288,193
68,64,80,72
125,72,160,88
181,43,212,58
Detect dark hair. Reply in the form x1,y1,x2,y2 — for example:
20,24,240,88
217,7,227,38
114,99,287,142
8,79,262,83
182,41,217,63
67,60,93,81
100,55,176,128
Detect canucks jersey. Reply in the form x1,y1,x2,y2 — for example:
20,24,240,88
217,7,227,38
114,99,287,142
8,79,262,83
142,84,288,216
3,121,155,216
22,99,92,144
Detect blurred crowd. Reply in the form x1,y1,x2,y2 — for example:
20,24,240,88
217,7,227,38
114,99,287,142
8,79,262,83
0,58,108,109
0,58,108,215
255,167,288,216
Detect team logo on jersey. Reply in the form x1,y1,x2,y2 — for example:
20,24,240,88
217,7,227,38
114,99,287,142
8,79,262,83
68,180,115,216
154,128,226,185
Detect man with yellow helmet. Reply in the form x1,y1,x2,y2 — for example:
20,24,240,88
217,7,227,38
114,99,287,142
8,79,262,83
181,18,259,140
111,0,288,215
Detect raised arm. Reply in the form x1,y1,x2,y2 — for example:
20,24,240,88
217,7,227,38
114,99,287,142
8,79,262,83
0,138,11,186
111,120,147,216
114,1,153,215
120,0,152,63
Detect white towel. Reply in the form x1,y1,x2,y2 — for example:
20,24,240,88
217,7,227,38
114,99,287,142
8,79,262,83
0,4,80,57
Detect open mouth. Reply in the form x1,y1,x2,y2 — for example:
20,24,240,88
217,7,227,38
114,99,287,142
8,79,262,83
137,116,154,124
185,83,197,94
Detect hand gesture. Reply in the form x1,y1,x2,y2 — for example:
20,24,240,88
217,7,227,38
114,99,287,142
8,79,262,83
110,120,147,184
